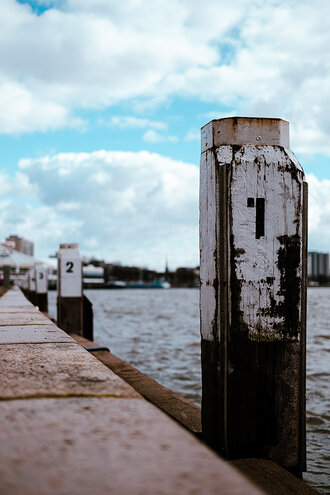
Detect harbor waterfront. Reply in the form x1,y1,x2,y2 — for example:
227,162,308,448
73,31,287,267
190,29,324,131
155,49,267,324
48,287,330,494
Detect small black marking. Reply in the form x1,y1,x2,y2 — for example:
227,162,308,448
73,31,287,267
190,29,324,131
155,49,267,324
247,197,255,207
256,198,265,239
66,261,74,273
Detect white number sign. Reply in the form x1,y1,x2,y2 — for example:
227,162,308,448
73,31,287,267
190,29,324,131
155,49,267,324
58,244,82,297
35,264,48,294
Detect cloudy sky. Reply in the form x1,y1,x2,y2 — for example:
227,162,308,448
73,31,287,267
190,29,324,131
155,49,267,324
1,0,330,269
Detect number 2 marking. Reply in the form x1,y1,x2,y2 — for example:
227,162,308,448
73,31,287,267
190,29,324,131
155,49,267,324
66,261,74,273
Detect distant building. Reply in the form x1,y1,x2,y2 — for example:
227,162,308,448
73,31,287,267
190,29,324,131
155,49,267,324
5,235,34,257
308,252,329,281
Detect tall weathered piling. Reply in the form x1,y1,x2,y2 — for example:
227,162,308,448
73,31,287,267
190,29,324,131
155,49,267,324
57,243,83,335
199,117,307,476
35,263,48,313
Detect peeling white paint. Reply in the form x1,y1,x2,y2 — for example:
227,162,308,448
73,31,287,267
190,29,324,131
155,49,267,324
229,145,304,341
28,269,36,292
200,125,305,342
200,150,217,341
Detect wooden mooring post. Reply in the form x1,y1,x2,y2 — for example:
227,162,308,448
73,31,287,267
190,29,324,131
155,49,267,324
57,243,83,335
35,263,48,313
28,267,37,306
3,266,10,288
199,117,307,476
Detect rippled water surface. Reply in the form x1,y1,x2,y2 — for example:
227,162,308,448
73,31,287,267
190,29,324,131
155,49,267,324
304,288,330,493
49,287,329,493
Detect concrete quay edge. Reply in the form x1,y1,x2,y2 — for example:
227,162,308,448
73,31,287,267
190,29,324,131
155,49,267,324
73,335,320,495
0,287,265,495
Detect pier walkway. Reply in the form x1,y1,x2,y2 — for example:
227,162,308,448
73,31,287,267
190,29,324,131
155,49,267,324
0,286,263,495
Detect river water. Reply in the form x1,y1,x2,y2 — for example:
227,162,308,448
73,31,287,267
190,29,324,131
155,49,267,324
48,287,330,493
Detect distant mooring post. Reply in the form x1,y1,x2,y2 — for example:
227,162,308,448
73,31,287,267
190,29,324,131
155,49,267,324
3,265,10,288
199,117,307,476
35,263,48,313
28,268,37,305
57,243,83,335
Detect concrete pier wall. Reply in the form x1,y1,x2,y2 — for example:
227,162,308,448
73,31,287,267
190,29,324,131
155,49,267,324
0,287,264,495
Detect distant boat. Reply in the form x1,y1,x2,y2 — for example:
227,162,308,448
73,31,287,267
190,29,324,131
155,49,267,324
125,280,171,289
105,280,171,289
105,281,127,289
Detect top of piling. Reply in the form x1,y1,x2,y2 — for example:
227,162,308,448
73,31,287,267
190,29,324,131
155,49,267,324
60,243,79,249
201,117,290,152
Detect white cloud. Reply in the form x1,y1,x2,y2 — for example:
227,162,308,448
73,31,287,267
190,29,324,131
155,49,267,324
110,116,166,130
0,0,247,133
0,78,82,134
8,150,199,269
306,173,330,252
143,130,164,143
143,129,178,143
162,1,330,155
2,153,330,268
185,129,200,142
0,200,83,255
0,0,221,108
0,169,37,198
1,0,330,154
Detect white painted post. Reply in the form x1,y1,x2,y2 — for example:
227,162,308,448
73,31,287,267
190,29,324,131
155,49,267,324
35,263,48,312
28,268,36,292
200,117,307,476
22,273,29,291
57,243,83,335
28,268,37,305
24,273,29,290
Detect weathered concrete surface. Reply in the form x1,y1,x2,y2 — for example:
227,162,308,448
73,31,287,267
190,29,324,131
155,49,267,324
0,291,34,307
74,335,318,495
0,343,140,399
0,324,73,344
0,312,53,325
0,287,266,495
0,305,38,313
73,334,202,433
0,297,34,307
0,397,263,495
